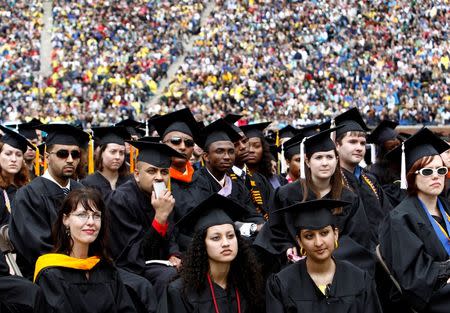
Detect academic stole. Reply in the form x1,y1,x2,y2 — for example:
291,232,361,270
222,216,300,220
418,198,450,256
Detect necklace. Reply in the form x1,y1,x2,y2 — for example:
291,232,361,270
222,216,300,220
207,273,241,313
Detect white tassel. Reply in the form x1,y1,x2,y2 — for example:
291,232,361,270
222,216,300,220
145,120,149,137
330,118,336,142
300,137,306,180
400,142,407,190
370,143,376,165
280,145,287,175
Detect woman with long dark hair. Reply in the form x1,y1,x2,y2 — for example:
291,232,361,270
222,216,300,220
379,128,450,313
266,199,383,312
254,127,376,275
33,188,136,312
82,127,131,195
0,125,33,225
158,194,264,313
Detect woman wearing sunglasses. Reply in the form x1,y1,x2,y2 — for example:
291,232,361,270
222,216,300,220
266,199,383,313
379,128,450,313
82,127,131,196
34,188,137,312
0,125,34,225
158,194,264,313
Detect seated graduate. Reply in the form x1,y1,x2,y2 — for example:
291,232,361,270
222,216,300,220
33,187,137,313
255,127,376,276
106,141,184,298
266,199,383,313
81,126,131,195
158,194,264,313
379,128,450,313
0,125,35,225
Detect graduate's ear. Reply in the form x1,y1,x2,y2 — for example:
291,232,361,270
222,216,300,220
133,163,140,182
296,235,302,248
305,157,310,168
333,227,339,241
203,151,209,163
62,214,70,227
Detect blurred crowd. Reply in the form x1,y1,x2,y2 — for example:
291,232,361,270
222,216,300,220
1,0,449,128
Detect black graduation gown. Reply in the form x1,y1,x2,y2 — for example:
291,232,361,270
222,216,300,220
379,196,450,312
341,168,393,236
81,171,131,197
158,277,248,313
254,180,377,275
106,179,179,274
192,167,264,224
266,259,383,313
9,177,84,278
35,259,136,313
0,185,17,226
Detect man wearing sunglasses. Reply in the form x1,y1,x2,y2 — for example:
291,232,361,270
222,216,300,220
151,108,203,251
9,124,90,278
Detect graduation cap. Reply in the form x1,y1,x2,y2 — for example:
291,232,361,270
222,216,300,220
319,120,331,131
115,118,145,137
274,199,351,230
198,119,242,150
92,126,130,146
175,193,243,233
281,126,321,159
223,113,243,134
278,125,299,139
298,123,320,137
127,141,185,168
36,124,90,147
334,107,370,138
151,108,200,140
367,120,398,145
240,122,271,139
138,136,161,143
0,125,35,153
385,127,450,189
7,119,41,140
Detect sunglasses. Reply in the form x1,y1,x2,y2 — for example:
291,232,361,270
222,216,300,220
414,167,448,177
166,137,195,148
49,149,81,159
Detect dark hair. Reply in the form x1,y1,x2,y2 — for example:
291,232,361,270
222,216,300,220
301,149,343,214
181,228,264,313
52,188,112,263
249,137,273,179
95,144,127,176
406,155,440,196
0,142,30,188
335,131,366,146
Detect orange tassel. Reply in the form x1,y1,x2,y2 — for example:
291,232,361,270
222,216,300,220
130,146,135,173
43,145,48,172
88,134,95,174
34,146,40,176
167,176,171,192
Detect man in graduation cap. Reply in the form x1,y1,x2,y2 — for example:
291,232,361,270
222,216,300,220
8,124,89,278
333,107,393,234
150,108,202,251
106,141,184,298
192,119,265,238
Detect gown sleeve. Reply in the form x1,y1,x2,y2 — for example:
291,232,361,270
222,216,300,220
157,283,190,313
112,268,141,313
265,274,288,313
361,271,384,313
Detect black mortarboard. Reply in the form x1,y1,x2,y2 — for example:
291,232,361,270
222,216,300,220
7,119,41,140
386,127,449,173
176,193,242,232
319,120,331,131
151,108,200,140
115,119,145,137
304,127,341,155
367,120,398,145
280,126,320,160
199,119,242,150
223,113,243,134
334,107,369,138
298,123,320,137
36,124,90,147
274,199,351,230
278,125,298,139
0,125,35,153
127,141,185,168
92,126,130,146
139,136,161,143
240,122,271,139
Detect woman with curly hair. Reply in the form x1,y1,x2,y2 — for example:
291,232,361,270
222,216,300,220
158,194,265,313
33,188,137,312
0,125,33,225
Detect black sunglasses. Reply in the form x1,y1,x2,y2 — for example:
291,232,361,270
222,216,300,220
166,137,195,148
49,149,81,159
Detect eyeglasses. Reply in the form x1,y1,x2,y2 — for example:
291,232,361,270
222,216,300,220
71,212,102,222
165,137,195,148
49,149,81,159
415,167,448,177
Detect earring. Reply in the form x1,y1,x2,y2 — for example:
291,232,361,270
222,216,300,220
65,226,70,237
299,247,306,256
334,239,339,249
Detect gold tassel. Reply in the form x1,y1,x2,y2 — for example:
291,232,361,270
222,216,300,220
88,134,95,174
43,145,48,172
130,146,135,173
167,176,171,192
276,130,281,175
34,146,40,176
